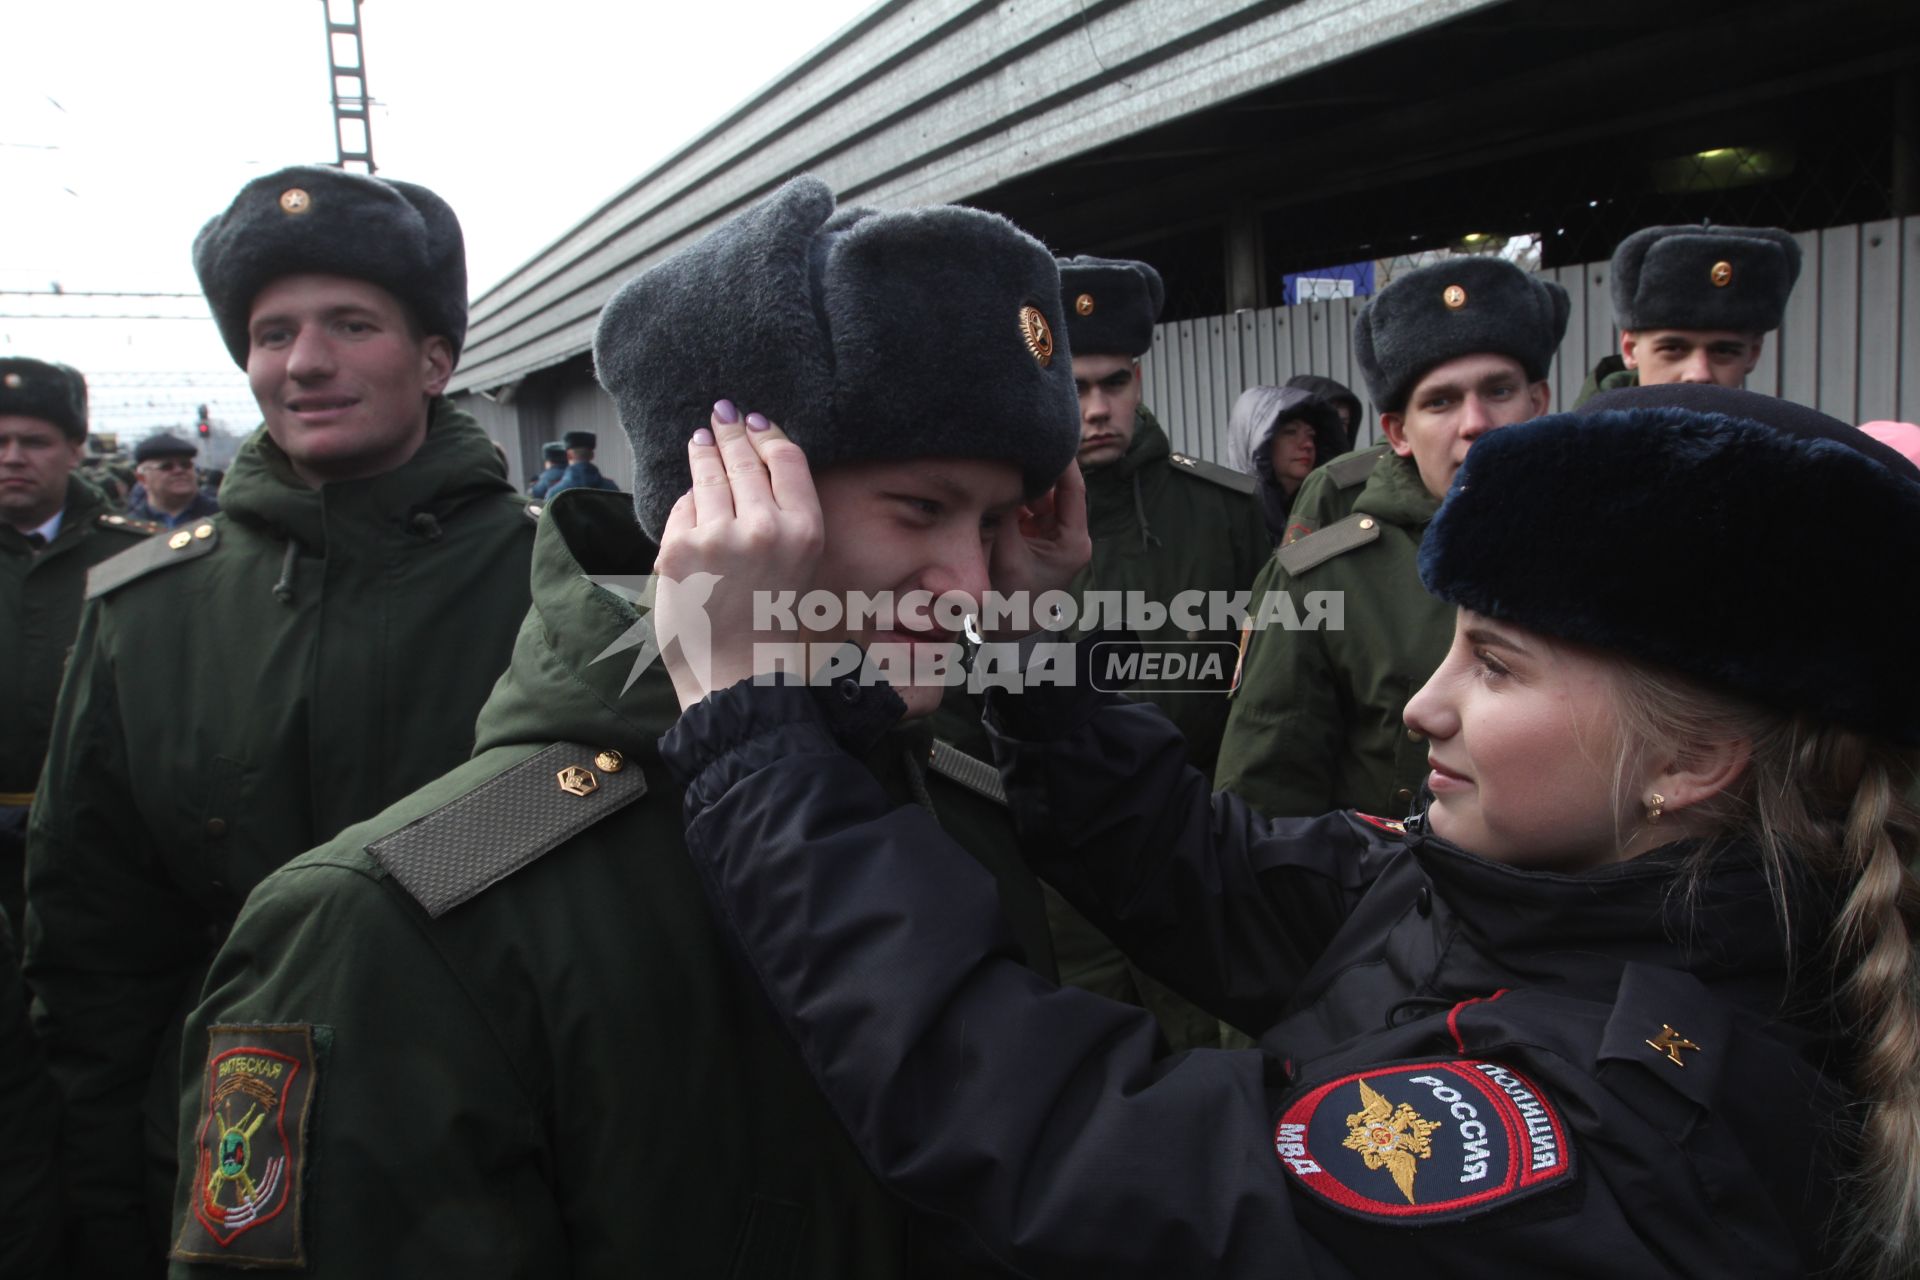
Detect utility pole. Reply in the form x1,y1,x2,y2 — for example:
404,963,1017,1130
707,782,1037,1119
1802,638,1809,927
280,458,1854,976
320,0,376,173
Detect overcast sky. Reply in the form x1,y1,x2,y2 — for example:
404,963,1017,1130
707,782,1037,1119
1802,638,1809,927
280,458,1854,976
1,0,873,442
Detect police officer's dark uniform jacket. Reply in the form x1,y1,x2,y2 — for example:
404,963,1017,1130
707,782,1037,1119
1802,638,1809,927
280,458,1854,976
663,662,1847,1277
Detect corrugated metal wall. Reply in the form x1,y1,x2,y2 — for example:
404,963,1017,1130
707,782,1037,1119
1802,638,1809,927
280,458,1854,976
1142,216,1920,462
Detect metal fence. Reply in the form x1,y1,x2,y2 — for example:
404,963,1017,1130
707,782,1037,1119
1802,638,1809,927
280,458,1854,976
1142,216,1920,464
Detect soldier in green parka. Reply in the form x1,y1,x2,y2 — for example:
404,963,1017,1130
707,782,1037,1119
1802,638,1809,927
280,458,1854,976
26,165,536,1276
1056,255,1270,782
1216,257,1568,819
169,176,1077,1277
1,358,157,946
1047,257,1269,1053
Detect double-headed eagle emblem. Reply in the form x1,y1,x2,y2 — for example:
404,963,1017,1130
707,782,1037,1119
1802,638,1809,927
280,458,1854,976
1343,1079,1441,1204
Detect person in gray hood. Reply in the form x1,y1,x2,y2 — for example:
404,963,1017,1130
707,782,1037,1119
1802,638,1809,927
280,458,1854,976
1224,385,1346,543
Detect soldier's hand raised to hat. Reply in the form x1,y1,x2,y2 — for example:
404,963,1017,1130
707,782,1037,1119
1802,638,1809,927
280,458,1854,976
656,401,824,711
983,461,1091,638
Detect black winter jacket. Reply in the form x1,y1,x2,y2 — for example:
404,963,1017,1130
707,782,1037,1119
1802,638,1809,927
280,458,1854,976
663,648,1855,1280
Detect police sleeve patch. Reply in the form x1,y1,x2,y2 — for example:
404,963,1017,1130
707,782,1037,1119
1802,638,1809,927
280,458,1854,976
1274,1059,1573,1223
171,1024,319,1268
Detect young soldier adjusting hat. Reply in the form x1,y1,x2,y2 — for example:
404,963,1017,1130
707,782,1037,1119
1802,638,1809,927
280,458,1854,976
594,176,1081,539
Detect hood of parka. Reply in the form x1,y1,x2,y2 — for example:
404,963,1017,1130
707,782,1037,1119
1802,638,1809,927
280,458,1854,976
218,396,514,551
471,487,683,760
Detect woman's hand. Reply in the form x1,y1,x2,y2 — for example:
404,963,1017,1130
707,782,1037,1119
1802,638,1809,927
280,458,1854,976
654,401,823,711
986,461,1090,636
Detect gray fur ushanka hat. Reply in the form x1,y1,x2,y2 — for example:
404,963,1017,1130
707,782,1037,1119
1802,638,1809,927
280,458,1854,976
594,176,1081,538
1353,257,1570,413
1610,224,1801,333
1421,384,1920,746
1056,256,1164,358
193,165,468,368
0,357,88,441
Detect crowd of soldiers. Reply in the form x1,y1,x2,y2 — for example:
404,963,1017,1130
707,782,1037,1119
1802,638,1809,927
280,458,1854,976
1,158,1916,1280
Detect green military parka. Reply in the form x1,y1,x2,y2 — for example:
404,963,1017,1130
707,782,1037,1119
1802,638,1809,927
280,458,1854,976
1070,411,1269,778
26,398,536,1273
1214,450,1453,818
169,487,1055,1278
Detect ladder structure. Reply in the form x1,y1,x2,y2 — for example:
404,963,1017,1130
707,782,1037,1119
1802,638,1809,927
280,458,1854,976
320,0,376,173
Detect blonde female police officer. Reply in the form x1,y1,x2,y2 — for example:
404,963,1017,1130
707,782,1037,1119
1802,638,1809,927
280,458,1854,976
654,382,1920,1280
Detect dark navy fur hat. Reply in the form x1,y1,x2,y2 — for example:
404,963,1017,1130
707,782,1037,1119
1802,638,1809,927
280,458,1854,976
0,357,87,441
542,441,568,463
1421,384,1920,745
193,165,468,368
595,176,1081,539
1610,224,1801,334
1057,256,1165,358
1353,257,1570,414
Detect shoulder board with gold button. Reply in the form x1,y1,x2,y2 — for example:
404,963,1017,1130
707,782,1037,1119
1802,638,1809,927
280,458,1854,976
926,739,1006,806
1274,511,1381,577
94,512,161,537
1324,444,1389,490
368,741,647,917
1168,452,1256,496
85,520,220,600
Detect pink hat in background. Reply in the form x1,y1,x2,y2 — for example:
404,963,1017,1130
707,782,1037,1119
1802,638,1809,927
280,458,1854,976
1860,421,1920,468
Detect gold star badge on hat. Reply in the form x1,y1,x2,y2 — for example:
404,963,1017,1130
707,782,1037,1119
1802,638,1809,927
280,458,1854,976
1019,305,1055,367
1710,260,1733,288
1074,293,1095,316
1443,284,1468,310
279,188,312,215
2,372,21,389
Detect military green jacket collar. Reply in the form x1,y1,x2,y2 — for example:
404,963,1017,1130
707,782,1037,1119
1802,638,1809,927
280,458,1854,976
1083,409,1175,538
471,488,679,759
1354,450,1442,529
219,396,513,552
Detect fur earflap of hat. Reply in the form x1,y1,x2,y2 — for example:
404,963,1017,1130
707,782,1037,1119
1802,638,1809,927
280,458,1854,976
1610,224,1801,334
193,165,468,368
1420,384,1920,745
594,176,1081,539
0,357,88,441
1353,257,1569,414
1057,256,1165,358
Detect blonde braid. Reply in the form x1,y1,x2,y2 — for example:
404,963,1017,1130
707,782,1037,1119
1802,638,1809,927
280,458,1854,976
1828,759,1920,1280
1606,661,1920,1276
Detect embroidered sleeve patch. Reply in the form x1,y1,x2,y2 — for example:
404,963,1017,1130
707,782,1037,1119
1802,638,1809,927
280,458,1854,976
1274,1059,1573,1223
172,1024,318,1268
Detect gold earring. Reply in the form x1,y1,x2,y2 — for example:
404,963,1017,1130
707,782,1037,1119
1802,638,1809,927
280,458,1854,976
1646,793,1666,823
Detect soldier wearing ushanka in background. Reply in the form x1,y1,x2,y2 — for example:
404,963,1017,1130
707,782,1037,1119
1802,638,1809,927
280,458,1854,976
170,175,1076,1278
544,429,622,495
1055,255,1269,779
25,165,536,1277
1217,257,1568,820
1575,223,1802,405
528,439,568,497
0,357,156,953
